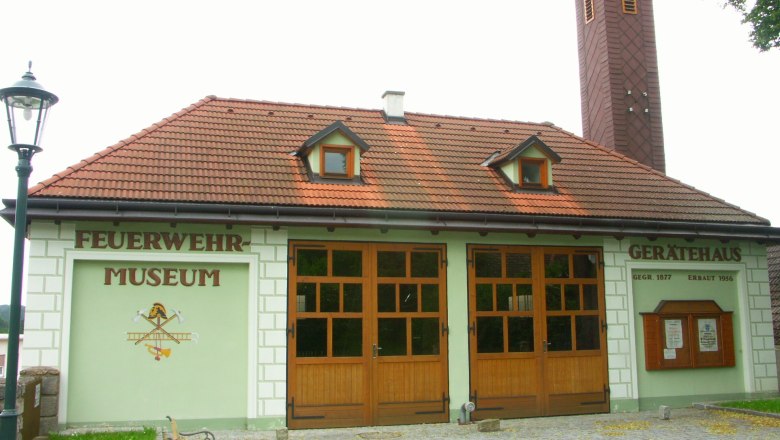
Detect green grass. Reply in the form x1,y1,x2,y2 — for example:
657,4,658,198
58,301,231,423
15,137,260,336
719,398,780,414
49,427,156,440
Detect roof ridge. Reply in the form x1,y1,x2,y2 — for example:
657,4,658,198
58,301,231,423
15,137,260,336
211,97,382,114
209,96,550,127
547,125,769,225
29,96,218,194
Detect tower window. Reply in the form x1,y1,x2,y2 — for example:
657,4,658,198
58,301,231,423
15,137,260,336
623,0,638,14
584,0,595,23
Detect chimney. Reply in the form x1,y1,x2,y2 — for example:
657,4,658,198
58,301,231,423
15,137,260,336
576,0,666,173
382,90,406,124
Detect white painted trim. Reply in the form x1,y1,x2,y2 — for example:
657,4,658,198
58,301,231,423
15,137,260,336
625,261,753,399
58,251,259,425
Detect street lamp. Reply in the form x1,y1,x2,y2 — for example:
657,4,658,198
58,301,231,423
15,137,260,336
0,62,58,439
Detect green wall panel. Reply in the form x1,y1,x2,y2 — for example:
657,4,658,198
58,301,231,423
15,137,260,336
632,269,744,400
67,260,249,424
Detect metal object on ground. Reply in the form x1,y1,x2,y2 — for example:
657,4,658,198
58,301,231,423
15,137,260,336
459,401,476,424
165,415,215,440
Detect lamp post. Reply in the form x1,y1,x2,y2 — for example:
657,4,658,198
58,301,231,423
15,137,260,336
0,63,58,439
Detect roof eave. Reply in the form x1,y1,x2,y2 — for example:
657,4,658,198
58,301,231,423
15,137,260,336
4,198,779,244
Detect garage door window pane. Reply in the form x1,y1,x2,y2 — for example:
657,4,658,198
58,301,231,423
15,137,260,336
475,252,502,278
296,318,327,357
400,284,418,312
583,284,599,310
545,284,562,311
547,316,572,351
476,284,494,311
333,250,362,277
508,317,534,352
506,253,532,278
545,254,569,278
343,283,362,312
296,283,316,312
576,316,600,350
516,284,533,311
297,249,327,276
573,253,597,278
378,251,406,277
378,284,396,312
411,252,438,277
496,284,513,311
378,318,406,356
320,283,339,312
412,318,439,355
421,284,439,312
333,318,362,357
477,317,504,353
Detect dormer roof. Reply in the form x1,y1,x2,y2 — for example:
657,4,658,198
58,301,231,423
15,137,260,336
298,120,370,156
488,135,562,167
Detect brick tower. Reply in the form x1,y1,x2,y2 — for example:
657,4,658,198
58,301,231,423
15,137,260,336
576,0,666,173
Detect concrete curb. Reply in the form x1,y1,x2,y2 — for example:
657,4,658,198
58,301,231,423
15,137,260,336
693,402,780,419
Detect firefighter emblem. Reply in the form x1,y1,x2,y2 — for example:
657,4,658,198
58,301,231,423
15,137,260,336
127,302,197,361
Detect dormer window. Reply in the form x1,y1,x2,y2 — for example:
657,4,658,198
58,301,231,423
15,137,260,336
519,158,548,188
321,145,354,178
298,121,370,184
485,135,561,192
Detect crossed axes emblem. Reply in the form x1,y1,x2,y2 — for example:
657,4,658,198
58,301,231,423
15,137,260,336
127,302,197,361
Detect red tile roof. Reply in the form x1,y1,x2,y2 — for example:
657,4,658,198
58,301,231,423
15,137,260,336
28,96,766,224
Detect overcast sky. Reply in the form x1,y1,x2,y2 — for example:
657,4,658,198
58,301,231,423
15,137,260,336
0,0,778,305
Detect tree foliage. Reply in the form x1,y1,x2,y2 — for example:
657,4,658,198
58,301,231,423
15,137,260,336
725,0,780,51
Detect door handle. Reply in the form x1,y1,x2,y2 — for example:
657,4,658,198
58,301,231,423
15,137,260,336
372,344,382,358
543,340,551,352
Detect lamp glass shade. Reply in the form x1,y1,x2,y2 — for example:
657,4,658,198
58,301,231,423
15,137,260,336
0,69,59,148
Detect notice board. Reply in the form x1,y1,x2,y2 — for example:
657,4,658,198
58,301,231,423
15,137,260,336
641,300,734,370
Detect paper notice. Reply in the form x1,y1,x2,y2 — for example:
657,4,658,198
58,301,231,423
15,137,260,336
663,348,677,360
665,319,683,349
698,318,718,352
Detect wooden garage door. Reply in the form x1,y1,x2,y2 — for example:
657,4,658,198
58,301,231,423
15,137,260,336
467,246,609,419
287,242,449,429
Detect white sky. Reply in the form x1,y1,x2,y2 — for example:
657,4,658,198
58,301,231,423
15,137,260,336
0,0,778,305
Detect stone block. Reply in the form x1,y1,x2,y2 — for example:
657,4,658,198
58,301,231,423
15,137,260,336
29,257,58,276
265,262,287,278
44,276,64,294
40,394,58,417
29,240,47,257
276,427,289,440
264,399,286,416
21,367,60,395
47,240,73,257
26,295,55,312
21,331,54,349
659,405,671,420
477,419,501,432
251,227,266,244
265,229,288,245
256,245,276,262
264,364,286,381
29,222,59,239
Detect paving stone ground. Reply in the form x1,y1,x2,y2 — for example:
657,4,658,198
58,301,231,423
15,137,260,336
203,407,780,439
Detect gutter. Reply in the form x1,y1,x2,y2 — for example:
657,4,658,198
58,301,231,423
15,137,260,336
3,197,780,243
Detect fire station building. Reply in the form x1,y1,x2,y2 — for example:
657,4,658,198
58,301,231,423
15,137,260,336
4,0,780,431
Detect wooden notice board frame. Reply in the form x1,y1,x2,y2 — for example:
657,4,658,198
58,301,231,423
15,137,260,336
641,300,735,370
